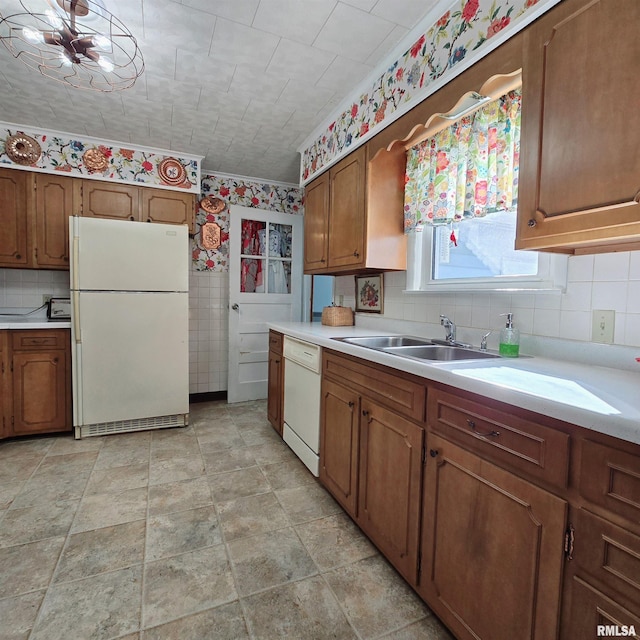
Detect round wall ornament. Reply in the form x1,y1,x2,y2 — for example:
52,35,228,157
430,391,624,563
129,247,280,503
158,157,188,186
200,196,225,214
82,147,109,173
4,133,41,165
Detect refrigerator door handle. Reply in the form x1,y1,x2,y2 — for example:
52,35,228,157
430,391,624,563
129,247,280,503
72,233,80,291
73,290,81,344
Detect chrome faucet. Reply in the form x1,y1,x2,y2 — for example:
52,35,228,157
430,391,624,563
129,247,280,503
480,331,492,351
440,315,456,343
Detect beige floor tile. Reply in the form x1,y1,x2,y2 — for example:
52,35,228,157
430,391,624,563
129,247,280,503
0,480,25,510
260,458,316,491
0,590,46,640
227,527,317,596
295,513,377,571
323,555,430,639
197,429,246,452
149,455,205,486
0,453,44,483
141,601,249,640
207,466,270,503
72,487,147,533
143,546,236,628
93,436,151,470
148,477,213,516
0,438,53,459
378,615,455,639
237,424,282,447
275,482,342,524
146,506,221,561
0,500,79,548
54,520,146,583
30,566,142,640
0,537,65,598
246,441,294,466
202,448,257,475
150,435,200,463
46,436,105,456
85,463,149,495
217,492,290,541
10,475,87,510
36,452,99,481
242,575,357,640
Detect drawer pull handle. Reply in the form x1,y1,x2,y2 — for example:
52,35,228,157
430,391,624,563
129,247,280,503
28,339,47,345
467,419,500,438
348,401,354,408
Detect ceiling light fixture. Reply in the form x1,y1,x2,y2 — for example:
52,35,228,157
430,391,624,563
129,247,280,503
0,0,144,92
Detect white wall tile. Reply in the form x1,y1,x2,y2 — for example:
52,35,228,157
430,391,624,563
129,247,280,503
567,254,594,282
630,253,640,280
561,282,592,312
559,310,591,342
625,314,640,346
533,308,561,338
627,281,640,313
593,252,630,281
591,281,629,313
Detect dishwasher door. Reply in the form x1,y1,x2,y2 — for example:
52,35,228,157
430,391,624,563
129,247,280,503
283,337,321,476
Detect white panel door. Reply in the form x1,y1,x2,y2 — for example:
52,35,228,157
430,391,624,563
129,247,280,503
228,205,303,403
73,291,188,425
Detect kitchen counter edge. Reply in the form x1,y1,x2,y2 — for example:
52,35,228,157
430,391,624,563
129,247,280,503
269,321,640,446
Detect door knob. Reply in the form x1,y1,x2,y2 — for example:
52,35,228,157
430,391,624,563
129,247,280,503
231,303,239,310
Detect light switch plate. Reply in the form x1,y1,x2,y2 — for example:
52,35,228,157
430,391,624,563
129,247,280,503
592,309,615,344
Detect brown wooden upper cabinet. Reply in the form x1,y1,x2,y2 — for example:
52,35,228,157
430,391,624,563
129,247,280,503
0,167,31,268
517,0,640,253
303,144,406,274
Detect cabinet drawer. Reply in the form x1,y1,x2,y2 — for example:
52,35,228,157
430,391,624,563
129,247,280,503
580,439,640,525
323,351,425,423
574,509,640,612
11,330,68,351
428,389,570,489
269,331,283,354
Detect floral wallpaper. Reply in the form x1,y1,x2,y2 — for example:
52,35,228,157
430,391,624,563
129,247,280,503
301,0,552,183
0,123,201,193
192,173,303,272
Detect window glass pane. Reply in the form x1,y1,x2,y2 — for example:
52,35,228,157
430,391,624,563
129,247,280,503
240,258,265,292
432,210,537,281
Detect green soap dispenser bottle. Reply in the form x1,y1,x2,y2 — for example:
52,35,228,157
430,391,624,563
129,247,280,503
499,313,520,357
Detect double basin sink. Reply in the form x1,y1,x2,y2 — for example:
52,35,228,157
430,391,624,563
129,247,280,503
333,335,500,362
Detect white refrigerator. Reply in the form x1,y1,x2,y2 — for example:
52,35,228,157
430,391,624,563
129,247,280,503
70,216,189,439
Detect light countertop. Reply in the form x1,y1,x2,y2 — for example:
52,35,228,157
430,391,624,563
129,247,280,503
269,321,640,446
0,317,71,330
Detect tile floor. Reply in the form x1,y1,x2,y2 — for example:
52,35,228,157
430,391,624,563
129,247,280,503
0,400,453,640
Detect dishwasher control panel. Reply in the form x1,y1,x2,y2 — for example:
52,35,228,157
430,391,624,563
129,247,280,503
283,336,321,372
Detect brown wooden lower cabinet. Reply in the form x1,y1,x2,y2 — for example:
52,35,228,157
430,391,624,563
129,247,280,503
1,329,72,438
316,348,640,640
267,330,283,436
420,434,567,640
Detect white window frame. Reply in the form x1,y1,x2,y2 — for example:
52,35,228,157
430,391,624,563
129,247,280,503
404,227,568,294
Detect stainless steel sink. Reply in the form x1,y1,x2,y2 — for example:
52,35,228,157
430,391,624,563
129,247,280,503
383,345,500,361
335,335,433,349
332,335,500,361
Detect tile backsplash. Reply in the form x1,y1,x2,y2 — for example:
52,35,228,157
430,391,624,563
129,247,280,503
336,251,640,351
0,269,70,310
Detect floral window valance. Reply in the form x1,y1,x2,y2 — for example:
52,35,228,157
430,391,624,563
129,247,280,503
403,88,522,232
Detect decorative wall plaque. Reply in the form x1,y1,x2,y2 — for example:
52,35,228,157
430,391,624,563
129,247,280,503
201,222,221,250
200,196,225,214
158,157,187,186
4,133,41,165
82,147,109,172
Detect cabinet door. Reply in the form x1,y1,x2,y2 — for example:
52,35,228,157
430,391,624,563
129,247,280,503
358,397,423,583
267,348,283,436
517,0,640,251
421,435,567,640
0,168,31,267
320,378,360,517
35,174,78,268
140,189,195,231
0,332,7,439
12,349,69,435
82,181,140,221
303,172,329,273
328,146,366,269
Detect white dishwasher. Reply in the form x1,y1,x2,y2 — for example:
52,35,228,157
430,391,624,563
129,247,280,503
283,336,321,476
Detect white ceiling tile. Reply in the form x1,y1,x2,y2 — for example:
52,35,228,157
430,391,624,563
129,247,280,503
197,91,251,119
266,39,335,81
172,106,218,130
243,102,294,129
252,0,336,45
146,76,202,109
316,56,374,93
208,17,280,68
182,0,260,25
136,40,177,81
175,51,235,89
226,67,288,103
143,0,216,52
340,0,378,10
276,81,335,111
372,0,440,29
313,3,395,63
365,23,410,66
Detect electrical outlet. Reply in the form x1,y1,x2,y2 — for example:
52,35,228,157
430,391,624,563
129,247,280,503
42,295,52,305
592,309,615,344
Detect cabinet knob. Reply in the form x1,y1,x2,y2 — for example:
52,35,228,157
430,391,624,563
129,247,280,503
527,219,537,228
129,216,135,221
353,250,359,258
274,359,280,364
429,449,438,458
362,409,369,417
147,218,151,223
53,357,59,363
348,401,354,408
16,254,21,259
320,258,326,263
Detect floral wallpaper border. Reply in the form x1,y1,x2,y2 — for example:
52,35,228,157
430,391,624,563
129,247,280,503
300,0,559,184
0,121,201,193
192,173,303,272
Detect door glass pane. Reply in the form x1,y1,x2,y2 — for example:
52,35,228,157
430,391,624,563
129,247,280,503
267,260,291,293
241,258,265,292
269,223,292,257
241,219,266,256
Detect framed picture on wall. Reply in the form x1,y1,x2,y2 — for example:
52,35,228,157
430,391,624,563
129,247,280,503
355,274,383,313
